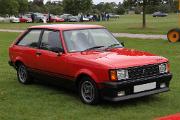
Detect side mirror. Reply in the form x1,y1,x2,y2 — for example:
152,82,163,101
50,47,64,54
121,41,125,47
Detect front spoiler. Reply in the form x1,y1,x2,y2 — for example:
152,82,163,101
100,73,172,102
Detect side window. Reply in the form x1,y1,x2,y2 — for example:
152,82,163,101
17,30,41,48
40,30,62,51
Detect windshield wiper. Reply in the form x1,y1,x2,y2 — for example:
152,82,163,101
83,46,105,51
106,44,121,49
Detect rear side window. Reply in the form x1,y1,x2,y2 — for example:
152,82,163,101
17,30,41,48
40,30,62,50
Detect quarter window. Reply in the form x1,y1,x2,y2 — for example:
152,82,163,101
17,30,41,48
40,30,62,51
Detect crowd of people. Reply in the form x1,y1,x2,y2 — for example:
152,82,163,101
91,12,110,22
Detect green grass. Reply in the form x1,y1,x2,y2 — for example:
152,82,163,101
0,14,178,35
0,32,180,120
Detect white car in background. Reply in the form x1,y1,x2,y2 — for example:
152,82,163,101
0,17,5,22
83,17,89,22
0,17,10,22
10,16,20,23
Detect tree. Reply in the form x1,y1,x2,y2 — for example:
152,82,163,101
94,2,117,13
45,1,63,15
142,0,146,28
79,0,93,14
0,0,19,16
116,3,126,15
17,0,28,15
123,0,146,28
63,0,92,15
33,0,44,6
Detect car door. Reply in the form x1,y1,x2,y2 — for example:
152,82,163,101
36,30,69,78
15,29,42,69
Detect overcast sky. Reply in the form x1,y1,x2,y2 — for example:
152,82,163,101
44,0,124,4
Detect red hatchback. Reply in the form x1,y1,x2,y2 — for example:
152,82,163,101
19,16,32,23
9,24,172,104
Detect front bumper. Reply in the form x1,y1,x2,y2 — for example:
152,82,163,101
100,73,172,102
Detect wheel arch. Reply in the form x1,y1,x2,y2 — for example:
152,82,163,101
75,70,99,88
14,56,25,69
14,60,24,68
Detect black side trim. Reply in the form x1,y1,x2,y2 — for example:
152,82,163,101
8,61,16,69
27,67,77,90
27,67,75,81
8,61,14,66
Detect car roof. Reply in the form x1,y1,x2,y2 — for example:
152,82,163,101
29,24,105,31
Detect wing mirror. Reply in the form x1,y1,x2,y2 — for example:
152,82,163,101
121,41,125,47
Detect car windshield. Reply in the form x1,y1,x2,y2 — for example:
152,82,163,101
63,28,122,52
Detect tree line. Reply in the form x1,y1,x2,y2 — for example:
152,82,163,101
0,0,178,16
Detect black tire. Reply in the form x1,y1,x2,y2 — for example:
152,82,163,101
167,28,180,43
17,63,32,84
78,77,100,105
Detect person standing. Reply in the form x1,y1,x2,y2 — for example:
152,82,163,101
107,13,110,21
31,13,35,23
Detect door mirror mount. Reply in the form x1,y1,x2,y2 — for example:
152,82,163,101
121,41,125,47
50,47,64,55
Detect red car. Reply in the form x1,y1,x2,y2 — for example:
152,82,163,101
48,15,64,22
19,16,32,23
8,24,172,104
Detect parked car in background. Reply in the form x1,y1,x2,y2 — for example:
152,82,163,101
82,17,89,22
60,14,73,22
152,12,168,17
10,16,20,23
109,13,120,18
68,16,79,22
0,17,5,22
47,14,64,22
34,13,46,22
87,15,93,21
9,24,172,105
19,16,32,23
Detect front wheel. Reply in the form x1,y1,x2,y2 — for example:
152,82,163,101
17,64,32,84
78,77,100,105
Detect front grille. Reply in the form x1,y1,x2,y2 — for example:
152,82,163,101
128,64,160,79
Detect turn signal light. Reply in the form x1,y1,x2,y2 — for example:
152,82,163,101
110,70,117,81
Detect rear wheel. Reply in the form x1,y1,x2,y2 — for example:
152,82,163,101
17,63,32,84
78,77,100,105
167,28,180,43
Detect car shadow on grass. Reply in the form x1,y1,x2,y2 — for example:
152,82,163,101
29,78,164,108
100,95,163,108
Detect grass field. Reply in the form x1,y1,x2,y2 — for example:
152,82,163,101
0,32,180,120
0,14,178,35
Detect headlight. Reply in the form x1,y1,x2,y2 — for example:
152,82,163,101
159,63,168,74
110,69,129,81
117,69,129,80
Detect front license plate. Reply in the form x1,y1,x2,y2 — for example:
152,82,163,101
134,82,156,93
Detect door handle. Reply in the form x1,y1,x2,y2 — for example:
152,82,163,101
36,52,42,56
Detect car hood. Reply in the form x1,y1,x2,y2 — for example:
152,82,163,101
72,48,168,69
